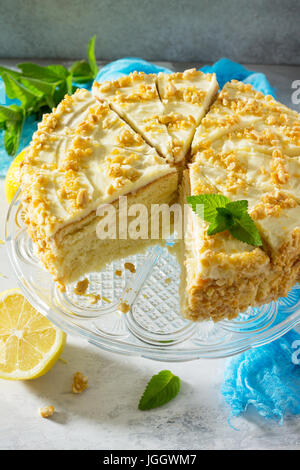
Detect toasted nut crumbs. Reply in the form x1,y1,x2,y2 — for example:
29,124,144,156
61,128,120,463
119,302,130,314
74,278,89,295
124,262,136,273
39,406,55,418
164,277,172,284
72,372,89,394
88,293,101,304
115,269,122,277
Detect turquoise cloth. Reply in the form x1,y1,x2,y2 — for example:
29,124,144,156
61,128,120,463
222,286,300,424
1,57,299,423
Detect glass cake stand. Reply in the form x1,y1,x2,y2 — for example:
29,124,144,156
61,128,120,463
5,190,300,362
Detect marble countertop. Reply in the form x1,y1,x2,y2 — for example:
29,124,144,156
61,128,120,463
0,63,300,450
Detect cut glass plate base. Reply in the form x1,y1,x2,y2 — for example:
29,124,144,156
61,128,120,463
5,191,300,362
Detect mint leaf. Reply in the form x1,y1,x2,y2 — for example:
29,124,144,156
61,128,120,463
187,193,262,247
229,212,262,246
4,115,24,156
0,66,22,80
0,105,22,122
1,73,37,108
138,370,181,410
224,200,248,218
87,35,98,78
17,62,66,82
207,213,228,235
70,60,94,82
187,194,230,223
46,65,69,79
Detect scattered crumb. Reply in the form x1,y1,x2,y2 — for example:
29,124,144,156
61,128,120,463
88,293,101,304
124,262,136,273
119,302,130,314
39,405,55,419
59,357,68,364
115,269,122,277
143,294,148,299
102,296,111,303
164,277,172,285
72,372,89,394
74,278,89,295
58,283,66,293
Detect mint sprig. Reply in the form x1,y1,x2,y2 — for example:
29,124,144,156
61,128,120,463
138,370,181,410
187,194,262,246
0,35,98,156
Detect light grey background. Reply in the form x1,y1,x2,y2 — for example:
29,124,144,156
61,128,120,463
0,0,299,64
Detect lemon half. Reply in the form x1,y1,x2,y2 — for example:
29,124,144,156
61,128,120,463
5,149,27,204
0,289,66,380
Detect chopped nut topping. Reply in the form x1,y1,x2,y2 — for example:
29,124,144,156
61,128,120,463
119,302,130,314
76,188,89,208
88,293,101,304
72,372,89,394
39,406,55,419
124,262,136,273
74,278,89,295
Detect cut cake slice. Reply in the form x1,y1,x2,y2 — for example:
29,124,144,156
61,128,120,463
180,81,300,322
92,72,174,162
20,89,178,287
157,69,218,164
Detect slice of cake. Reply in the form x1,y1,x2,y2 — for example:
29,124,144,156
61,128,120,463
93,69,218,166
92,72,174,162
20,89,178,287
192,80,300,157
180,81,300,321
157,69,218,164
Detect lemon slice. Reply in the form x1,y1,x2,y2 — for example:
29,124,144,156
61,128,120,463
5,149,27,204
0,289,66,380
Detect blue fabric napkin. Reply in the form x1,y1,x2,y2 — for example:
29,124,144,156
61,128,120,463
1,57,299,423
222,285,300,424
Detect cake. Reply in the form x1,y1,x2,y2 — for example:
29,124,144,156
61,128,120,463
20,88,178,287
20,73,300,322
180,80,300,321
92,69,218,165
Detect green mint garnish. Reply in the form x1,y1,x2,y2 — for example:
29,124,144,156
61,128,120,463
138,370,181,411
187,194,262,246
0,35,98,156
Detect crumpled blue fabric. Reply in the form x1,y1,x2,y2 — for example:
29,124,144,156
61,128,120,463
201,58,276,96
222,293,300,424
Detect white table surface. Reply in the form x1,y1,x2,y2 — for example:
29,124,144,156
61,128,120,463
0,63,300,450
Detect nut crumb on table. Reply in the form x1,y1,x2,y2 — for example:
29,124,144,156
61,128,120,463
72,372,89,394
39,405,55,419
